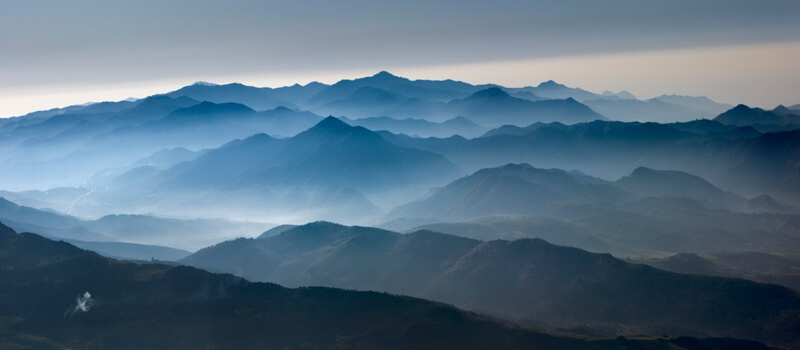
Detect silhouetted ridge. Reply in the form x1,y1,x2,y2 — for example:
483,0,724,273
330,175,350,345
167,101,256,118
182,221,800,347
219,132,277,149
714,104,800,126
537,80,566,89
306,116,355,133
468,87,512,99
3,223,775,349
371,70,402,80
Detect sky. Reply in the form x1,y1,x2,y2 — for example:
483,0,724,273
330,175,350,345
1,0,799,117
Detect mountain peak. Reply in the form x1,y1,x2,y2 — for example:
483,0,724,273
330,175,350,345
772,105,794,114
309,116,353,132
371,71,400,80
191,81,218,87
537,80,566,89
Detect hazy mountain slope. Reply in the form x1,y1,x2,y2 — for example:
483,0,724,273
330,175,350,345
447,88,605,126
151,116,460,192
640,252,800,289
0,96,198,169
310,79,604,126
379,120,705,179
62,239,192,261
88,117,459,222
716,128,800,204
182,221,800,346
602,90,638,100
164,82,282,110
667,119,763,140
1,102,322,190
313,86,409,118
386,164,800,256
615,167,745,210
651,95,732,116
398,194,800,257
583,98,702,122
340,116,487,138
379,120,800,204
102,95,201,126
641,252,800,289
388,163,633,221
510,80,602,101
410,216,616,254
714,104,800,127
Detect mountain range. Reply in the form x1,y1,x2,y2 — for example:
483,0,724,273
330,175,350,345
72,116,461,222
387,164,800,258
1,71,799,348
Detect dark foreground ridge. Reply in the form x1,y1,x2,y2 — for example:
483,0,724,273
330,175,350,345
0,222,773,349
182,221,800,347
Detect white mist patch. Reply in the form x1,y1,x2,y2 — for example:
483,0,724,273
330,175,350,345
65,291,95,316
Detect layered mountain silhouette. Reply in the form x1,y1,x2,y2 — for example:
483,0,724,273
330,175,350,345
312,84,604,126
182,221,800,346
387,164,800,257
339,115,487,138
0,101,322,190
388,163,632,221
602,90,638,100
74,117,461,222
583,98,702,122
616,167,746,210
380,119,800,204
308,71,492,106
446,88,605,125
640,252,800,289
0,72,748,194
1,70,798,348
651,95,732,115
509,80,602,101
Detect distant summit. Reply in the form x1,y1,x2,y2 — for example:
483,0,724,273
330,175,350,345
714,104,800,126
602,90,638,100
520,80,602,101
304,115,354,134
466,87,512,100
371,70,403,80
537,80,567,89
191,81,218,86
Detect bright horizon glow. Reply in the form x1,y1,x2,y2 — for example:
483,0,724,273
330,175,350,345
1,41,798,118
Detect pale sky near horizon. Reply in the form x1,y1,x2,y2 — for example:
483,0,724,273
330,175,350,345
1,0,799,117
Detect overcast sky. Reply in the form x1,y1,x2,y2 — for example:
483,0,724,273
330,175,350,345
1,0,799,117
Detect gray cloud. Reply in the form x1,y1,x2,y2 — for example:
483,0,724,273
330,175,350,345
0,0,798,115
1,1,798,84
